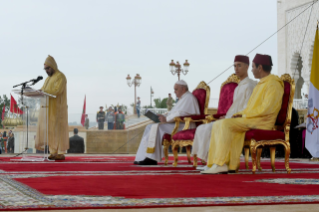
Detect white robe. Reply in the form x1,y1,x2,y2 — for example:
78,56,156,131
192,77,257,161
135,91,200,162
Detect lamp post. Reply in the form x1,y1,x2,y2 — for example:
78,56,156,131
126,74,142,114
169,60,190,80
150,87,154,107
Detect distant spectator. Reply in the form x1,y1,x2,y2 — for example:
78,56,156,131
0,133,3,154
136,97,141,118
68,128,85,153
106,107,115,130
84,114,89,130
3,131,8,153
7,131,14,153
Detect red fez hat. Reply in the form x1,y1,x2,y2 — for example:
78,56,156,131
234,55,249,65
253,54,273,66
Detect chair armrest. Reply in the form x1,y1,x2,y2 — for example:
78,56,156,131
183,116,208,130
213,113,226,119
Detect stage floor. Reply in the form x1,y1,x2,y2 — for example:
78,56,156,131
1,154,319,211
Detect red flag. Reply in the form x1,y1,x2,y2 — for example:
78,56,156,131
81,95,86,126
10,95,23,114
2,104,5,128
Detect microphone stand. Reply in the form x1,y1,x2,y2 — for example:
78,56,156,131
12,81,32,152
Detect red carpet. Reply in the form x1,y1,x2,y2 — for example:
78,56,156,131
1,156,319,210
16,173,319,198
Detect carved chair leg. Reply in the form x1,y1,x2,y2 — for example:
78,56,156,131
236,159,240,173
244,147,250,170
172,145,179,167
163,143,169,166
269,146,276,172
250,140,257,174
284,144,291,174
186,146,192,164
201,159,206,165
193,154,198,167
257,148,262,171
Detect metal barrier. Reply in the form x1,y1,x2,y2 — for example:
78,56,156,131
293,99,308,110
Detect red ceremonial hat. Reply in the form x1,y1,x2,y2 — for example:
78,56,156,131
234,55,249,65
253,54,273,66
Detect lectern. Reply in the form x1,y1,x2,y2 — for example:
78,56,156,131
12,88,56,161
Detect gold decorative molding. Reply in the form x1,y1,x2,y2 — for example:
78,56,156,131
221,73,240,87
195,81,211,115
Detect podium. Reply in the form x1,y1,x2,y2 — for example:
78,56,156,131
12,88,56,161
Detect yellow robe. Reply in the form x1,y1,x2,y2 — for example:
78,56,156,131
35,70,69,154
207,74,284,170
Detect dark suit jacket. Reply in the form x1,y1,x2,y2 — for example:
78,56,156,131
68,135,85,153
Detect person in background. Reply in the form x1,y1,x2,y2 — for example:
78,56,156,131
115,106,125,130
84,114,89,130
166,93,174,111
3,131,7,153
68,128,85,153
7,131,14,153
0,133,3,154
106,107,115,130
136,97,141,118
96,106,106,130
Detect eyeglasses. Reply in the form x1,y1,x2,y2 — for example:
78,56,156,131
44,67,50,71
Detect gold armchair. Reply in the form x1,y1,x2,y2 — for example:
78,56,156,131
243,74,295,174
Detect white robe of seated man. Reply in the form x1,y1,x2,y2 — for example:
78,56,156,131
192,77,257,162
135,91,200,162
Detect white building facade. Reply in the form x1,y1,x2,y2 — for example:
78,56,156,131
277,0,319,99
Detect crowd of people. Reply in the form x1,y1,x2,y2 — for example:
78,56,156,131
0,130,15,154
95,106,126,130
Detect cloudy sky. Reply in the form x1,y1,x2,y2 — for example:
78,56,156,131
0,0,278,122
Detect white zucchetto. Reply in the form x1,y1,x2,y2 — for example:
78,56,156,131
175,80,188,86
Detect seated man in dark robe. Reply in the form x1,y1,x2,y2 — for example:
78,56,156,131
68,128,85,153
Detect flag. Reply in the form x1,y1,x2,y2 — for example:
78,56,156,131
1,104,5,128
80,95,86,126
306,26,319,157
10,95,23,115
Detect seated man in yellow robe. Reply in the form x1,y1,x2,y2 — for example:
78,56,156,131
201,54,284,174
35,55,69,160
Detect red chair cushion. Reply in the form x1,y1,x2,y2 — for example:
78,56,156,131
162,133,171,142
245,129,285,142
172,129,196,141
192,89,206,115
275,81,291,126
216,82,238,116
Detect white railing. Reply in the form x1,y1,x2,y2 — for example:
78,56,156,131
141,108,168,115
293,99,308,110
209,98,219,108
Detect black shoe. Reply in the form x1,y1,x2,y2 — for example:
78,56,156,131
133,161,139,165
138,158,158,165
228,170,236,173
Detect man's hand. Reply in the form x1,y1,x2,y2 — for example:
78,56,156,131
232,114,242,118
158,114,167,123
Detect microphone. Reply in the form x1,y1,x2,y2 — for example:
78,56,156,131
31,76,43,85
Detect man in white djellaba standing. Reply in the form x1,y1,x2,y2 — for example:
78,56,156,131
192,55,257,171
134,80,200,165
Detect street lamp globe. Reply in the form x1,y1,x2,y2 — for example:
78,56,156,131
135,74,142,86
169,60,176,73
183,60,190,74
126,74,132,86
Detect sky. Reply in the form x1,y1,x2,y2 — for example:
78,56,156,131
0,0,278,123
